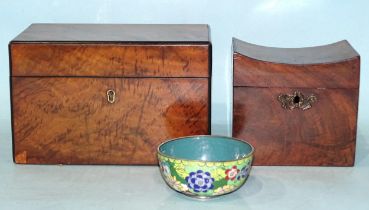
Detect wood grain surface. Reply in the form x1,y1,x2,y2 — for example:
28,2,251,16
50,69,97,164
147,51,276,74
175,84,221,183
10,44,209,77
12,24,210,42
233,87,358,166
12,77,209,164
233,38,359,65
233,53,360,88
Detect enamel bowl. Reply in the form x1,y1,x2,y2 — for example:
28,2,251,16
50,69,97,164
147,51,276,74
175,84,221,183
157,135,254,199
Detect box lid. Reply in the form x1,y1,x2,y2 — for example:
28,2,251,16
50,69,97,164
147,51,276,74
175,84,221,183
10,24,211,78
12,24,210,43
233,38,360,88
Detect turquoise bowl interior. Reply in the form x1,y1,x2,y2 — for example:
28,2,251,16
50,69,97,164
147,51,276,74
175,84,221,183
159,136,253,161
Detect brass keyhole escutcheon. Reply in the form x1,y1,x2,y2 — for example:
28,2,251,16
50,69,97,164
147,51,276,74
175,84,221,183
278,91,317,111
106,90,116,104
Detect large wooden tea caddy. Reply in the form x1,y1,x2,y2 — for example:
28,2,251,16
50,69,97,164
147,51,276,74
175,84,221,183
10,24,211,164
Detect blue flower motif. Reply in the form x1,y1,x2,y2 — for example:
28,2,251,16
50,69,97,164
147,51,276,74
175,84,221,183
237,166,250,180
185,170,214,193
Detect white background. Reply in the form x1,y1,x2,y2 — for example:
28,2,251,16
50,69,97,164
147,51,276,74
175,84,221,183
0,1,368,209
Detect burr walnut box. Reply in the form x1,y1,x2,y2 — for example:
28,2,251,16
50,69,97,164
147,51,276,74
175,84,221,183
10,24,211,165
232,38,360,166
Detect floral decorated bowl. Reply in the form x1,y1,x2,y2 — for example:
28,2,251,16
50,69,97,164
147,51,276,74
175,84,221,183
157,135,254,199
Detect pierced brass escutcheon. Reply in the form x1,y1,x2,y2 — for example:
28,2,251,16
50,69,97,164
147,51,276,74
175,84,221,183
278,91,317,111
106,89,116,104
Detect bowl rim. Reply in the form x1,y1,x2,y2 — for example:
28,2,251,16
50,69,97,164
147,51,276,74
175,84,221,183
157,135,255,163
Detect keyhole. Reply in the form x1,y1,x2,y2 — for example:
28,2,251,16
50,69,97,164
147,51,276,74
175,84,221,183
293,95,300,104
106,90,116,104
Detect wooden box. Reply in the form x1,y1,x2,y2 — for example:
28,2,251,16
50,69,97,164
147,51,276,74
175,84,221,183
232,38,360,166
10,24,211,165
